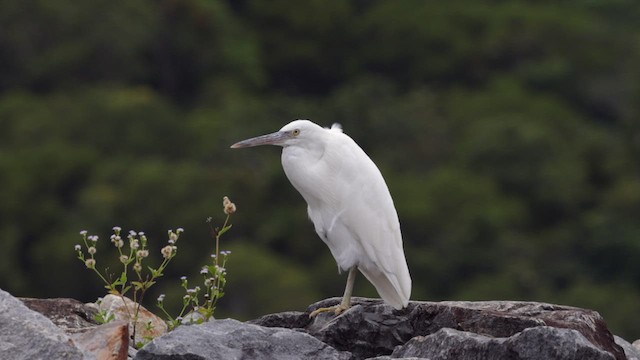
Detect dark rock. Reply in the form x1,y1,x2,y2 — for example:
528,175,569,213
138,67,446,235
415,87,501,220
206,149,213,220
20,297,99,332
0,288,87,360
135,318,351,360
248,311,311,329
250,297,626,360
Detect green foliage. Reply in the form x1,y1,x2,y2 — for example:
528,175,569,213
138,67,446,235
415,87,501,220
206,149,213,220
2,0,640,341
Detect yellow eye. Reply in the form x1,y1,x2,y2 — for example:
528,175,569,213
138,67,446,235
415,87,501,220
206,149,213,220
292,129,300,136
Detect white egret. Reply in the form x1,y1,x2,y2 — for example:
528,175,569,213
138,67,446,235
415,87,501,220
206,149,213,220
231,120,411,315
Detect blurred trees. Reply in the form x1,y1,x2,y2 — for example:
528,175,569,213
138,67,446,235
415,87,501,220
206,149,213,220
1,0,640,339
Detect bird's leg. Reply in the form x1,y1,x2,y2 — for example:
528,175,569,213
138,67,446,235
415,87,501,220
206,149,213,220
309,267,357,317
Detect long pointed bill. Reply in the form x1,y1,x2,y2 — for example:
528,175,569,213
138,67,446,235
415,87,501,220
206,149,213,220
230,131,290,148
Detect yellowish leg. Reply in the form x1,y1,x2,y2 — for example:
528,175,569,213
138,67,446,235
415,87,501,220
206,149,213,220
309,267,357,317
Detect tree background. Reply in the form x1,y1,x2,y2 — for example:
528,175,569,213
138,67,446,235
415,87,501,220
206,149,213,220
2,0,640,340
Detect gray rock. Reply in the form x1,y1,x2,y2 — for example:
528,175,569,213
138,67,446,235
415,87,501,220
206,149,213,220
251,297,626,360
21,296,131,360
389,327,615,360
0,288,87,360
135,318,350,360
614,335,640,360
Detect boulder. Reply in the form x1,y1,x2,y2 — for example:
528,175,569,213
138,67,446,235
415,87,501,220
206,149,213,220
20,296,130,360
388,326,614,359
0,289,87,360
135,318,351,360
70,320,129,360
250,297,627,360
615,335,640,360
20,297,99,332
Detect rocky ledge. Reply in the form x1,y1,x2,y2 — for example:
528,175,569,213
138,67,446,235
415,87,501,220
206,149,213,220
1,288,639,360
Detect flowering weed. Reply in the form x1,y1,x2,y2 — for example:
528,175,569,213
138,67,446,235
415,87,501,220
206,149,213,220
74,196,236,343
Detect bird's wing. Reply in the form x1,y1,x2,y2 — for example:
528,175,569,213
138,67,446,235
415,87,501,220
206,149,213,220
328,136,411,306
349,185,411,299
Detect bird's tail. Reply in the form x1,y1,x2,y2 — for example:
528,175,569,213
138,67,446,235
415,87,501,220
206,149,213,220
358,266,411,310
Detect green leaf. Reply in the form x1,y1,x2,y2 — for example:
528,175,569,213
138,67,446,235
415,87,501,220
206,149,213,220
218,224,233,237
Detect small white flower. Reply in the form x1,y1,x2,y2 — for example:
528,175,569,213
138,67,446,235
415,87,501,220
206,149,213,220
74,244,81,251
177,228,184,233
88,246,96,255
80,230,88,236
112,226,122,232
200,267,209,275
224,203,236,215
161,245,173,258
157,294,165,302
85,259,96,268
120,255,129,263
180,276,187,281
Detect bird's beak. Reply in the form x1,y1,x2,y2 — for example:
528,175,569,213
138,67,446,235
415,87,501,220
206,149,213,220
230,131,290,148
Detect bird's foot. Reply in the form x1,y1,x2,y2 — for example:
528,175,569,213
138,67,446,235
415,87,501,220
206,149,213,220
309,304,350,318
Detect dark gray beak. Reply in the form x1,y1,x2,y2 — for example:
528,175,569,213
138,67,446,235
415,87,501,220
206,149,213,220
230,131,290,148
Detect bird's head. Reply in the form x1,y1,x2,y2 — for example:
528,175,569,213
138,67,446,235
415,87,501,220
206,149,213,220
230,119,327,149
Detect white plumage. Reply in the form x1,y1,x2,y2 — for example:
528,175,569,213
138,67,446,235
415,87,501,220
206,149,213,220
231,119,411,312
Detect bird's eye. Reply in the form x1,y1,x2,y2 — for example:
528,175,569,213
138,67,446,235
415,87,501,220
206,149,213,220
292,129,300,136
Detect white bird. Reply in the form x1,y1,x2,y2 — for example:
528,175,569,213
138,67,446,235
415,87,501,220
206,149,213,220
231,120,411,315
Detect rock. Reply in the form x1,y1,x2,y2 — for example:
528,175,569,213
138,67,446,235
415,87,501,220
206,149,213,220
250,297,626,360
135,318,351,360
0,288,87,360
20,296,130,360
98,294,167,346
5,291,629,360
390,327,614,360
70,320,129,360
20,297,99,332
615,335,640,360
